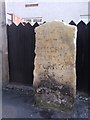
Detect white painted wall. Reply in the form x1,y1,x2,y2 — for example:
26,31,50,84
6,1,89,24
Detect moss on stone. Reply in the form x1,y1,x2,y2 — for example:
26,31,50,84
35,84,74,112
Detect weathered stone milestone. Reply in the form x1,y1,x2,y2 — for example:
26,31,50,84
33,21,77,111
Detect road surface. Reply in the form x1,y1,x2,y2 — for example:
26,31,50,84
2,87,89,119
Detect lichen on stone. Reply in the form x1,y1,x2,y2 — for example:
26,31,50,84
35,79,74,112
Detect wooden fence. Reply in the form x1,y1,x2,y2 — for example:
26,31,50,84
69,20,88,93
7,21,89,93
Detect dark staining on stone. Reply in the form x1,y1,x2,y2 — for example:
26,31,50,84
61,65,64,70
65,52,67,55
43,64,55,71
52,66,54,70
60,54,62,56
35,77,74,112
53,38,57,41
52,72,55,77
58,64,60,66
62,65,63,68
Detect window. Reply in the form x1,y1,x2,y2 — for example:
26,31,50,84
33,18,42,23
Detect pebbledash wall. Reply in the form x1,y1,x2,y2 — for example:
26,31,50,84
6,20,89,93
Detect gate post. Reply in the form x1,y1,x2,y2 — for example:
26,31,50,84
0,1,9,85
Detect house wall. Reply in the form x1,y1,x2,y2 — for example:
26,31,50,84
12,14,24,25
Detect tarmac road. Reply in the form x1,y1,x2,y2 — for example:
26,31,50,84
2,87,89,119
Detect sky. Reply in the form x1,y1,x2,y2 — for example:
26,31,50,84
6,0,90,2
6,0,89,24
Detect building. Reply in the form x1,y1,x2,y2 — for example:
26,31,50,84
7,13,28,25
80,14,90,23
6,2,44,25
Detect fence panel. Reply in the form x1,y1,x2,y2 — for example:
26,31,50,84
69,20,76,26
7,23,35,85
24,23,35,84
77,21,88,92
87,22,90,93
8,23,19,83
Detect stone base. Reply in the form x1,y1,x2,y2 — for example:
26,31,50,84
35,78,75,112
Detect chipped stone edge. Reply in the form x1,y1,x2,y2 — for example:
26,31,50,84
63,21,77,97
73,25,77,97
